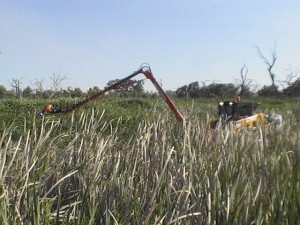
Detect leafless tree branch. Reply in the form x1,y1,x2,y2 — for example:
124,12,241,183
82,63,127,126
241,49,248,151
255,43,277,86
50,73,66,92
279,66,299,89
10,78,23,99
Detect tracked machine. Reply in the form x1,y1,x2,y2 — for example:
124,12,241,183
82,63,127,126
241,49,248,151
38,64,282,130
212,96,282,130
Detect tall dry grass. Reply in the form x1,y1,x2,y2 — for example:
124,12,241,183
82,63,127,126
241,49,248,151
0,107,299,224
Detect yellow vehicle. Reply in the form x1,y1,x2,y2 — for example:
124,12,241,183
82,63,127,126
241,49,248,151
213,99,282,130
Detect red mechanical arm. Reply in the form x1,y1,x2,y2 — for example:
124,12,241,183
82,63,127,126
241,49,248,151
41,66,183,122
142,69,183,122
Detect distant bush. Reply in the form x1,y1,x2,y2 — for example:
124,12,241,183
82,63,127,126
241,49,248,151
283,78,300,97
257,85,279,97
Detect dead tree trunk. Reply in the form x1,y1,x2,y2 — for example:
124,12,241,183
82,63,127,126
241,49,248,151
10,78,22,99
256,45,277,87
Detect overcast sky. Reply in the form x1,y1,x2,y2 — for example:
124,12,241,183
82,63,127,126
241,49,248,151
1,0,299,92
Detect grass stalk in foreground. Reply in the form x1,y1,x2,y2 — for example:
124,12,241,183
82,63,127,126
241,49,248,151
0,108,299,224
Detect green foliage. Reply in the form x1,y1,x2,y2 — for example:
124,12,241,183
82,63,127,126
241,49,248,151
283,78,300,97
0,96,300,224
0,85,7,98
176,82,239,100
258,85,279,97
22,86,34,98
106,78,144,96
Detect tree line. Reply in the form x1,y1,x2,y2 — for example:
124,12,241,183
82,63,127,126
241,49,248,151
1,75,299,100
175,78,300,100
0,75,146,99
175,44,300,99
1,45,299,100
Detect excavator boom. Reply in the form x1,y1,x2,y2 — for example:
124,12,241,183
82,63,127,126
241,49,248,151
40,66,183,122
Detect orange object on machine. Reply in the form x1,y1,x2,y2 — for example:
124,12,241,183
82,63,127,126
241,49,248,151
39,65,183,122
42,104,53,114
44,104,53,111
37,103,53,116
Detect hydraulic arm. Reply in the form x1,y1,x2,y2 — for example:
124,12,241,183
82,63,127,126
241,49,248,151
39,65,183,122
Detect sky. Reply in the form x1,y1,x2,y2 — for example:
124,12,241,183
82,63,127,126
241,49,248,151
1,0,300,92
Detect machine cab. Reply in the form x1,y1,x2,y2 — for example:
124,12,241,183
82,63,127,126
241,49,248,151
218,101,260,121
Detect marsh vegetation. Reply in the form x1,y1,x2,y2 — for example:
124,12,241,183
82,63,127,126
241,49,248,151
0,97,299,224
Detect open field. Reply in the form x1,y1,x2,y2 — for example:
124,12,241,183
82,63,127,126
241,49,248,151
0,97,300,224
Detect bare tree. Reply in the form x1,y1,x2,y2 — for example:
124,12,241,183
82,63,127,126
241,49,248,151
280,66,299,97
50,73,66,93
32,73,66,98
236,64,253,97
255,44,277,87
10,78,22,99
32,78,47,98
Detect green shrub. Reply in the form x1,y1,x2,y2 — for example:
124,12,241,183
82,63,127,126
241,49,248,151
0,97,299,224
